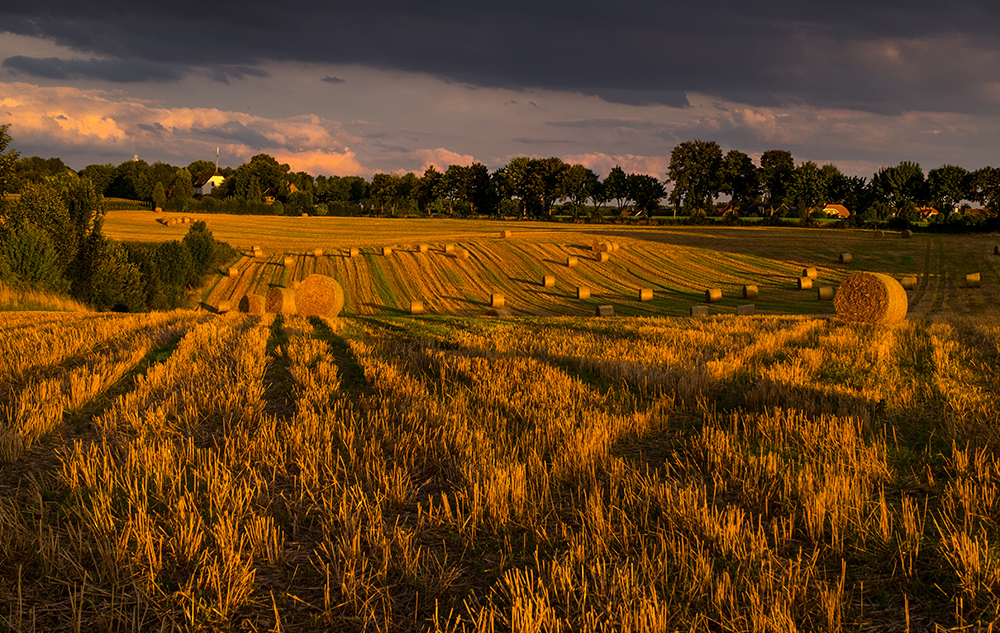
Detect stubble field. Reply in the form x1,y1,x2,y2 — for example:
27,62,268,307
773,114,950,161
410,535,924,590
2,213,1000,631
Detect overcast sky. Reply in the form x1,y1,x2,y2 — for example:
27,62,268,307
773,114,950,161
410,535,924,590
2,1,999,178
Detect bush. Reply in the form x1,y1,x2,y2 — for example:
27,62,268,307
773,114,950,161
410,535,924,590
271,200,284,216
182,221,215,277
314,203,328,216
87,241,145,312
0,222,68,291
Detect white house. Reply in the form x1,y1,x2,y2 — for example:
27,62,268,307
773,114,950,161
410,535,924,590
193,170,225,196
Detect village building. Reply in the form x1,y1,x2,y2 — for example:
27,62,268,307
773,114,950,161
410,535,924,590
193,170,225,196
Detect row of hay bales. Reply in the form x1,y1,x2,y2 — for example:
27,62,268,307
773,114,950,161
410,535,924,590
221,274,345,317
407,279,658,315
156,216,198,227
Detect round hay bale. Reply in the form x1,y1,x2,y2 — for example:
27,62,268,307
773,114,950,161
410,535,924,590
874,230,884,239
743,285,758,300
901,229,913,238
265,287,297,314
252,246,264,258
594,242,611,253
797,277,813,290
705,288,722,303
283,256,294,267
817,286,834,301
833,272,908,324
900,276,918,290
226,267,239,278
543,275,556,288
238,294,265,315
596,252,609,263
577,286,591,299
348,248,360,257
690,305,708,317
490,293,505,308
418,244,429,253
166,219,178,227
445,243,456,254
610,242,620,252
382,246,393,256
967,273,981,288
154,206,162,213
802,267,818,279
294,274,345,317
454,249,470,260
595,305,614,317
410,300,424,315
567,256,578,267
314,248,324,258
839,253,853,264
500,230,512,239
217,299,231,313
301,212,309,217
639,288,653,302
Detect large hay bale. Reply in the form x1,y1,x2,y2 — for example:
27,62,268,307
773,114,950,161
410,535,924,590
410,300,424,315
839,253,853,264
453,249,470,260
238,294,265,314
265,287,297,314
690,305,708,317
217,299,231,313
301,213,309,217
737,304,755,315
639,288,653,302
567,256,578,267
314,248,324,257
705,288,722,303
900,276,918,290
445,243,456,254
610,242,621,253
596,252,610,263
348,248,360,258
833,272,908,324
797,277,813,290
226,267,239,278
817,286,834,300
543,275,556,288
166,218,178,227
967,273,981,288
418,244,429,253
595,305,614,317
282,256,294,267
743,285,758,299
874,230,885,239
901,230,913,238
154,206,163,213
294,274,345,317
500,230,513,239
252,246,264,258
491,293,505,309
382,246,393,256
802,267,818,279
577,286,591,299
594,242,611,253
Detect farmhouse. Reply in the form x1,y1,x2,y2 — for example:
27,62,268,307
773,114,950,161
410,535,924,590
917,206,939,220
821,204,851,219
193,170,225,196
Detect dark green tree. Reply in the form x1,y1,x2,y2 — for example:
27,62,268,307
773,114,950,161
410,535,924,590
927,165,969,211
604,166,630,210
628,174,665,216
870,161,926,212
0,222,66,290
78,163,115,197
720,150,760,211
0,123,19,196
968,166,1000,213
152,181,167,210
182,221,217,277
667,140,723,215
171,168,193,209
759,150,794,208
562,164,599,219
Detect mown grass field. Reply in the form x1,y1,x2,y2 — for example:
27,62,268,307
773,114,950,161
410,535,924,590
2,213,998,631
105,210,1000,320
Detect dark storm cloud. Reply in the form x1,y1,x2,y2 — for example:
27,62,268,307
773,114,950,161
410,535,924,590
196,121,273,149
321,76,346,85
3,55,182,82
3,0,999,114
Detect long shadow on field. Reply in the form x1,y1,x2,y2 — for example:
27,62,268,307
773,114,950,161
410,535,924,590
310,317,377,399
261,315,296,418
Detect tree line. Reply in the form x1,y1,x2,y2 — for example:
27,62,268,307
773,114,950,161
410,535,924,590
0,125,235,311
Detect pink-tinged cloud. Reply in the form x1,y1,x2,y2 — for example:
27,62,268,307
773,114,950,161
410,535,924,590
0,81,370,174
563,153,671,178
412,148,476,173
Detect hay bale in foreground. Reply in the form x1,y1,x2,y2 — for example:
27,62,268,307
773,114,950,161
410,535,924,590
410,300,424,315
596,252,610,263
567,256,579,267
238,294,265,314
490,294,505,309
743,285,758,300
840,253,853,264
294,274,345,317
737,304,755,315
802,267,818,279
833,272,908,324
797,277,813,290
595,305,614,317
543,275,556,288
967,273,981,288
817,286,834,300
577,286,591,299
900,276,918,290
690,305,708,317
902,230,913,238
639,288,653,302
705,288,722,303
265,287,297,314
